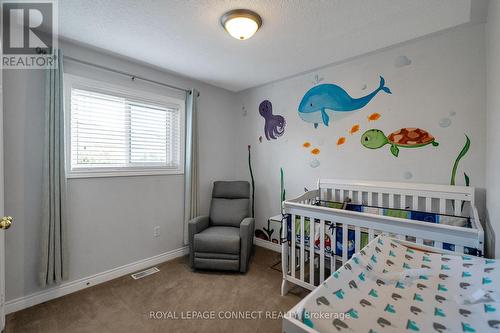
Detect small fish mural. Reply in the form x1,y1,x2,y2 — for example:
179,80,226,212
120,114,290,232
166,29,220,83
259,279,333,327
368,113,381,122
349,124,360,135
298,76,392,128
259,100,286,140
361,128,439,157
303,141,311,148
311,148,320,155
337,137,346,146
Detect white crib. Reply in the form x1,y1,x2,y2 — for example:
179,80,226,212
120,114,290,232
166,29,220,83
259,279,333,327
280,179,484,296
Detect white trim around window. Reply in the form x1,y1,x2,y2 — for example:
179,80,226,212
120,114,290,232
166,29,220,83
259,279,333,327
64,74,186,178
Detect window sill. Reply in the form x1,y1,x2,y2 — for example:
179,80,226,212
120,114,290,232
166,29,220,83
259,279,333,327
67,169,184,179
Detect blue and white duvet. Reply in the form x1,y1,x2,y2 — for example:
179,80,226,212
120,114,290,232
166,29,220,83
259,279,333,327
296,236,499,332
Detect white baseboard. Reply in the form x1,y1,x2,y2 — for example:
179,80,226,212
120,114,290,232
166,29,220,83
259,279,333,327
254,237,281,253
5,246,189,314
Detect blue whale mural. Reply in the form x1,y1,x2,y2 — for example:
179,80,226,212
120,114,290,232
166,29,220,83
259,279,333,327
298,76,391,128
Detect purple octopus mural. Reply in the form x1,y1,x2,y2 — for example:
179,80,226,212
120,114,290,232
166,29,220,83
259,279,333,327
259,100,286,140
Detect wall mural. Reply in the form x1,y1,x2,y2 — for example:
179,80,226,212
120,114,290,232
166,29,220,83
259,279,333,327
298,76,392,128
247,145,255,218
349,124,360,135
259,100,286,140
450,135,471,186
439,111,456,128
361,128,439,157
394,55,412,68
302,141,322,167
312,74,324,85
368,112,382,122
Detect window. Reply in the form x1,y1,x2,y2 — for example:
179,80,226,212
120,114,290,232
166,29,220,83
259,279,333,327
65,76,185,178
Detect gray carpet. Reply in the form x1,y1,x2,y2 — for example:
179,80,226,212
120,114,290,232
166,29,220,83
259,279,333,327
6,247,308,332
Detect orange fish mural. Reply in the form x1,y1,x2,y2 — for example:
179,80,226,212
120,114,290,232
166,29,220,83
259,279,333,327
337,137,346,146
303,142,311,148
368,113,381,121
311,148,320,155
349,124,360,135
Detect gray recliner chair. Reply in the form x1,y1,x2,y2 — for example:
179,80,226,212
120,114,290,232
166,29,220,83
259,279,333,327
188,181,254,273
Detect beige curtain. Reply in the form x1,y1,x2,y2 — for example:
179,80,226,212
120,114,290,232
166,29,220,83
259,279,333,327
40,50,68,287
184,89,200,244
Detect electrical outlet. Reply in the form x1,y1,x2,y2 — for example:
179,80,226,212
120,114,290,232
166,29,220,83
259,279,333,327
153,226,160,237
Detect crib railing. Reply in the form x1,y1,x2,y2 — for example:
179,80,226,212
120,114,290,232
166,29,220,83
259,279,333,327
280,179,484,296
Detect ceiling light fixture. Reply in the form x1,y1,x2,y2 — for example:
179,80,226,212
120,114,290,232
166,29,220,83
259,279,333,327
221,9,262,40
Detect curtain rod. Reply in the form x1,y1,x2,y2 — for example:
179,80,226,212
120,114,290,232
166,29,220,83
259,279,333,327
64,56,191,94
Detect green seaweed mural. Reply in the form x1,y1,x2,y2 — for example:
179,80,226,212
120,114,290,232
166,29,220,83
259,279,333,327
262,220,275,241
280,167,286,214
450,135,471,186
248,145,255,218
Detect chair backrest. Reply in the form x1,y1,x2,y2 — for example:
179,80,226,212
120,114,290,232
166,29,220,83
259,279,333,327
209,181,250,227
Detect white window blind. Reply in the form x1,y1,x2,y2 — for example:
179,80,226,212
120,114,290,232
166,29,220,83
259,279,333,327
69,88,182,174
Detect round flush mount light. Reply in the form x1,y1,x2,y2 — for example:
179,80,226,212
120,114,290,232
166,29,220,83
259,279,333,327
221,9,262,40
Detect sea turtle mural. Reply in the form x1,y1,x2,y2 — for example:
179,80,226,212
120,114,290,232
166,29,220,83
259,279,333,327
298,76,391,128
361,128,439,157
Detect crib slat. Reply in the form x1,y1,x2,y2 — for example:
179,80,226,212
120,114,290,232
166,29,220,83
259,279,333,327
399,195,404,209
330,222,336,275
389,194,395,208
416,238,423,245
354,226,361,253
327,189,332,201
368,228,375,242
309,217,314,285
342,224,348,263
367,192,373,206
439,199,446,214
320,220,325,284
454,200,462,216
412,196,418,210
281,216,289,292
300,216,305,282
291,215,296,278
455,245,464,254
434,241,443,250
425,197,432,212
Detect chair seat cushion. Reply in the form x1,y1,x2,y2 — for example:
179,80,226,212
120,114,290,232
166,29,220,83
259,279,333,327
193,226,241,254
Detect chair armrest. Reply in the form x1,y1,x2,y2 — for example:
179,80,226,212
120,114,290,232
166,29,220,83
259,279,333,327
239,217,255,273
188,215,209,268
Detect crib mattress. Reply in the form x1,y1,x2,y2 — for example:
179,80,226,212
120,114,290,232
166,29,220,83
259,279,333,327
296,235,499,333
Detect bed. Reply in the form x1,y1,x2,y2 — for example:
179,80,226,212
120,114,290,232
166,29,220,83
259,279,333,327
283,235,499,333
280,179,484,296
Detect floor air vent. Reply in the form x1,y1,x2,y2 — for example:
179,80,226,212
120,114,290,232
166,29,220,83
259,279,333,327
131,267,160,280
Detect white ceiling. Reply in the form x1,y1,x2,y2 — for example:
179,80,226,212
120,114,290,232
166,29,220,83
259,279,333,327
59,0,484,92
